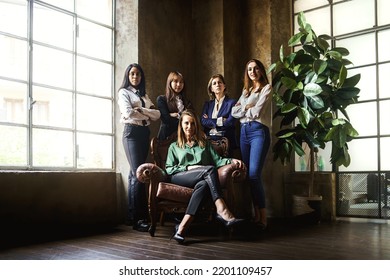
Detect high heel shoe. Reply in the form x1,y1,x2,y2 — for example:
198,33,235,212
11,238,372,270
170,224,185,244
215,214,244,228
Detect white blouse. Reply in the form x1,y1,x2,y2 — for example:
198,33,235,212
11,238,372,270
118,86,160,126
231,84,272,128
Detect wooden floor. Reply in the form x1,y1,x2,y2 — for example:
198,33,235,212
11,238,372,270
1,218,389,260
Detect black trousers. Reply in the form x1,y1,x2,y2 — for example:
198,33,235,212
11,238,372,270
122,124,150,222
170,166,222,216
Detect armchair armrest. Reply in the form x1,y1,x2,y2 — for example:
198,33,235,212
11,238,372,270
136,163,167,184
218,160,247,187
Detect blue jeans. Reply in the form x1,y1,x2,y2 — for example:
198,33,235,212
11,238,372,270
240,121,270,208
122,124,150,222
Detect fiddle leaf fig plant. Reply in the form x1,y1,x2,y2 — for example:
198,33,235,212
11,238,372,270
268,12,360,197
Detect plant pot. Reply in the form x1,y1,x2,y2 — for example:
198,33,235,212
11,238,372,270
292,195,322,224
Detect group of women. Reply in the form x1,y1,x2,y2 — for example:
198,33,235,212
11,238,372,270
117,59,272,244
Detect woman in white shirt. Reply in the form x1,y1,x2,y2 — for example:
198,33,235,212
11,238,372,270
231,59,272,230
118,63,160,232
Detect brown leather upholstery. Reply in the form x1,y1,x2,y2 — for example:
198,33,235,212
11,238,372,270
136,135,247,237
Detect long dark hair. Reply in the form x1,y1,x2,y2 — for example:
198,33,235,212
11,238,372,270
119,63,146,96
243,59,269,95
164,71,191,112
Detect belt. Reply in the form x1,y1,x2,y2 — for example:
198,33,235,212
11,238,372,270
127,123,148,127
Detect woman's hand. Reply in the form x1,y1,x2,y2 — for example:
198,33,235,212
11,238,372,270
203,114,209,119
170,112,179,118
231,159,244,169
245,103,255,110
134,107,143,113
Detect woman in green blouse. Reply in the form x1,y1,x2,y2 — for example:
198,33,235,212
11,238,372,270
165,109,244,244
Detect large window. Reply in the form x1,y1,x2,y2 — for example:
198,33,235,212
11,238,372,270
294,0,390,218
0,0,114,170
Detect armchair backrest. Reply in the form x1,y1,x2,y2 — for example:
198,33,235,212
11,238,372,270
150,135,229,169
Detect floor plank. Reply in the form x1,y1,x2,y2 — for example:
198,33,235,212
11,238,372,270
0,219,389,260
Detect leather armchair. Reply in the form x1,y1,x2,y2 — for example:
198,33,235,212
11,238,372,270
136,135,247,237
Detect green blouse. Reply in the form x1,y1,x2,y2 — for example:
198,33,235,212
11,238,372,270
165,141,231,175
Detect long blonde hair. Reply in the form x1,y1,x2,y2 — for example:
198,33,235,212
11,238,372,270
177,109,207,148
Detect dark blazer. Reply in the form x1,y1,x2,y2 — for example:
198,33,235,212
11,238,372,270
201,97,238,150
156,95,179,140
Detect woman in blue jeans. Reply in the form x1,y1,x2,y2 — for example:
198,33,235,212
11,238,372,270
232,59,272,229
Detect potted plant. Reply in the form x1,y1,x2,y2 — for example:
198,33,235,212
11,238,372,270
268,12,360,221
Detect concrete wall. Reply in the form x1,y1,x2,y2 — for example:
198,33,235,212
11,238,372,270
0,0,293,226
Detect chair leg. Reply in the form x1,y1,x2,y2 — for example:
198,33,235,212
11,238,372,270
160,211,165,226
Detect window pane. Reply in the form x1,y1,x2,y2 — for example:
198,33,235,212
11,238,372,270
378,0,390,26
380,137,390,170
77,19,112,61
333,0,375,36
0,35,27,81
33,45,73,90
294,8,330,36
379,63,390,99
33,4,74,50
76,0,113,26
0,0,27,37
337,34,375,67
33,128,73,167
43,0,74,12
339,138,378,172
349,66,376,101
0,79,27,124
294,0,328,13
77,57,112,97
77,95,112,133
0,125,27,166
77,133,112,168
345,102,377,137
380,100,390,135
378,29,390,62
32,86,73,128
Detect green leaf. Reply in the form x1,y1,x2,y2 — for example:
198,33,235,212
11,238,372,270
278,131,295,139
298,12,306,29
303,83,322,96
294,53,315,65
319,34,332,40
345,122,359,137
313,60,327,75
281,103,297,113
305,29,313,43
297,107,310,127
279,45,284,63
308,95,324,109
338,65,347,86
267,63,277,74
328,50,342,60
317,37,329,52
336,87,360,99
281,77,297,89
291,138,306,156
286,52,297,66
343,74,361,88
303,45,320,59
332,47,349,56
288,33,304,46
